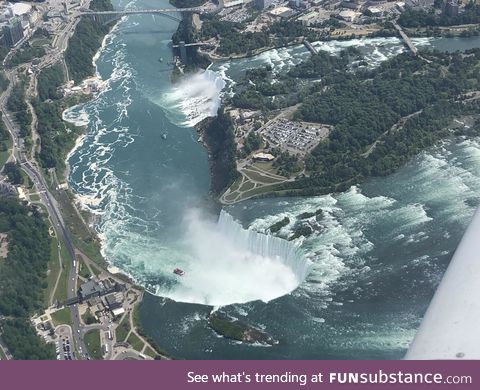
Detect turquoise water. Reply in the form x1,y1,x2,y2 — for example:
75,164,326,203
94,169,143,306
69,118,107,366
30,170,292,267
65,1,480,359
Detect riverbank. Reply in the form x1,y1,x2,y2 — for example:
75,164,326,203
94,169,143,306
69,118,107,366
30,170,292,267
57,0,117,267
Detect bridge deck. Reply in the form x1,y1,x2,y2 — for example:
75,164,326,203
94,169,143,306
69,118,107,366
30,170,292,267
392,21,418,56
78,7,206,15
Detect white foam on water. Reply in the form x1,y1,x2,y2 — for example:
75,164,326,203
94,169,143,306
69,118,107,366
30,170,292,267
154,69,226,127
63,106,90,127
66,13,139,233
242,136,480,309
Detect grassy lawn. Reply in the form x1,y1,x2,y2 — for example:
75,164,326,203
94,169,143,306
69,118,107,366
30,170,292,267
224,193,238,202
228,176,243,193
31,38,51,47
29,193,41,202
51,307,72,327
20,169,32,188
243,168,285,184
53,240,71,303
238,179,255,192
44,235,62,307
127,332,145,352
132,305,141,329
144,346,157,359
79,261,91,279
236,183,282,202
82,308,99,325
115,315,130,343
84,330,103,360
252,161,275,171
89,263,102,277
54,188,104,265
0,137,12,168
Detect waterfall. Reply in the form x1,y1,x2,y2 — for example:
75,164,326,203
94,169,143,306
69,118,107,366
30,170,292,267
217,210,312,283
159,69,226,127
157,210,311,306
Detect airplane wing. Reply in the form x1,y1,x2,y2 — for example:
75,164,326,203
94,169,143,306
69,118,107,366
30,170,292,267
405,207,480,359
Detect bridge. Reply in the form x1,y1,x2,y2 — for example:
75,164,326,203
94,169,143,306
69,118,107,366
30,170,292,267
77,5,215,23
171,42,210,48
392,20,418,56
78,6,209,14
303,39,318,56
77,6,211,17
76,5,220,63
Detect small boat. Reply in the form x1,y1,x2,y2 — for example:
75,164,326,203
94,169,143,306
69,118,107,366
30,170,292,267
159,57,164,63
162,133,167,140
173,268,185,276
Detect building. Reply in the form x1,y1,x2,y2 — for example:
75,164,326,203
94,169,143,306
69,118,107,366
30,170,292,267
79,279,106,301
340,1,360,10
0,182,16,198
0,2,37,47
224,0,245,7
289,0,310,8
253,152,275,162
444,0,459,17
111,307,125,317
1,17,23,47
255,0,274,10
269,6,297,19
338,10,362,22
297,11,320,26
104,292,124,310
366,6,383,16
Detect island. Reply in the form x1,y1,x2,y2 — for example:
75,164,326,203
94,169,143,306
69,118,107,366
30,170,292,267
208,312,278,346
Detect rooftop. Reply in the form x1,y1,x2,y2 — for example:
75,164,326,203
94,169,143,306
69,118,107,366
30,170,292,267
79,279,104,298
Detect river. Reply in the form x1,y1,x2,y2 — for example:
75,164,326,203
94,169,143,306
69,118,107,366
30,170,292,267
64,0,480,359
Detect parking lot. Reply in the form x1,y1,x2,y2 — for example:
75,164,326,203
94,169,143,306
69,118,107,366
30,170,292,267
55,325,74,360
261,118,330,155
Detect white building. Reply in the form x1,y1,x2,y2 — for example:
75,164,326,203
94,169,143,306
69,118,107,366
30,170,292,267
338,10,362,22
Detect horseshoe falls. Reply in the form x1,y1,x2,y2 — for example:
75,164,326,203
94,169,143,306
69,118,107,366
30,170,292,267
156,209,310,306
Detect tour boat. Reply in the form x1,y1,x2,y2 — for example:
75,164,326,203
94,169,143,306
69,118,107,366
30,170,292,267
173,268,185,276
